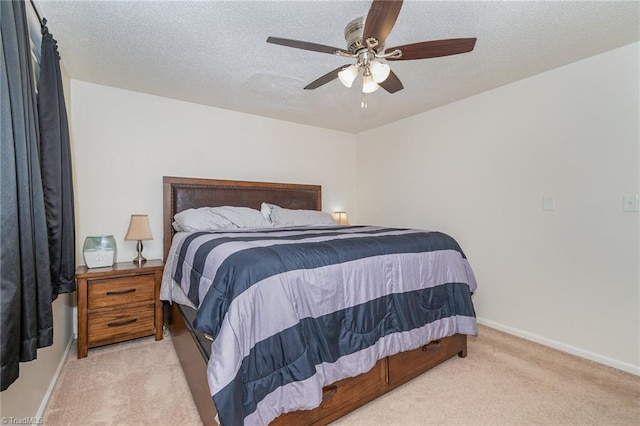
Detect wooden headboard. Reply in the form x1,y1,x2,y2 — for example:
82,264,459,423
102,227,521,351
162,176,322,259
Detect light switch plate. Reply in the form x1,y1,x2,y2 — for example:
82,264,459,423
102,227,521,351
623,194,639,212
543,195,556,211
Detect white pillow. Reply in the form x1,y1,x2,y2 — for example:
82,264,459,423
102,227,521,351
174,206,272,231
269,205,337,227
173,208,237,232
212,206,272,229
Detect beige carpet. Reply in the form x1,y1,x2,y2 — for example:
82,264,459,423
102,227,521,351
43,325,639,425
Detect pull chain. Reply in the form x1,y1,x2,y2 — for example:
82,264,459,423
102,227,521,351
360,94,368,109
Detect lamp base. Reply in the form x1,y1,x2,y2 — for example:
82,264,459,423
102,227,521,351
132,255,147,266
132,240,147,266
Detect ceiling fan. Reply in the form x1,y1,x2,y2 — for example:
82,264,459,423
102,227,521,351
266,0,476,95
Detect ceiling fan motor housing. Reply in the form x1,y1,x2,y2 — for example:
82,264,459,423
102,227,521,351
344,16,383,53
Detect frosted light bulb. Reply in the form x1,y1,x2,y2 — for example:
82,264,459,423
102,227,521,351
370,60,390,83
362,73,379,93
338,65,358,88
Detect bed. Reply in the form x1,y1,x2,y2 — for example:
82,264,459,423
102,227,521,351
161,176,478,426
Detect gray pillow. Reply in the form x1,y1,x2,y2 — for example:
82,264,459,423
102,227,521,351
268,205,336,227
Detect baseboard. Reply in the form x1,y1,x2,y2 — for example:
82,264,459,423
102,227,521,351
476,317,640,376
36,336,74,419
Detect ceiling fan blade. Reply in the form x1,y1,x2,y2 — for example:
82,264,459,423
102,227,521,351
362,0,404,48
304,66,349,90
379,70,403,93
267,36,350,56
385,38,477,61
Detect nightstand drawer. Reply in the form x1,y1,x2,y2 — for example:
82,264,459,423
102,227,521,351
87,304,155,344
88,274,154,309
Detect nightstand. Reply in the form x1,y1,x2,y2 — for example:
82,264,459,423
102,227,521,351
76,259,164,358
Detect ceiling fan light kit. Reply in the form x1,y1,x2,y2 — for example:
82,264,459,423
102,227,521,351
267,0,476,97
337,56,391,93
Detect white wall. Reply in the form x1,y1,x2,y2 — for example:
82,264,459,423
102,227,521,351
356,43,640,373
70,81,357,264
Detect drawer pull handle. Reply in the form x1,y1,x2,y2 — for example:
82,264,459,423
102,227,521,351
421,339,442,352
107,318,137,327
321,385,338,403
106,288,136,296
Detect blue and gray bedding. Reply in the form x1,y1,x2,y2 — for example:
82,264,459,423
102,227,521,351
170,225,478,425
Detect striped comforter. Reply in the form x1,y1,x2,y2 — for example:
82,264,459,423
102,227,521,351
170,225,478,425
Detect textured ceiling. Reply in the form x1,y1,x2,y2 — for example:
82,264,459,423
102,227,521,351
35,0,639,133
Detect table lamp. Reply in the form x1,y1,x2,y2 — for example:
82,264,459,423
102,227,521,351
333,211,349,225
125,214,153,265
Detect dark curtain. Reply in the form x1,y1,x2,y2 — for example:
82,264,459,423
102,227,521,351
1,1,75,392
38,19,76,299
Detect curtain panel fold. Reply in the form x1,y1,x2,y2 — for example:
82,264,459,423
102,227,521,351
1,0,76,392
38,21,76,299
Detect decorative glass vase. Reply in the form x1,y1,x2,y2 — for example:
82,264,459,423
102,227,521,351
83,235,117,268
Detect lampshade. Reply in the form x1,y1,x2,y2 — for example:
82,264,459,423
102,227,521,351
125,214,153,241
370,60,390,84
362,73,379,94
333,211,349,225
338,64,358,88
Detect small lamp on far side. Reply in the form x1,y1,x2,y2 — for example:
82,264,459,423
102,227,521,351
333,211,349,226
125,214,153,265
